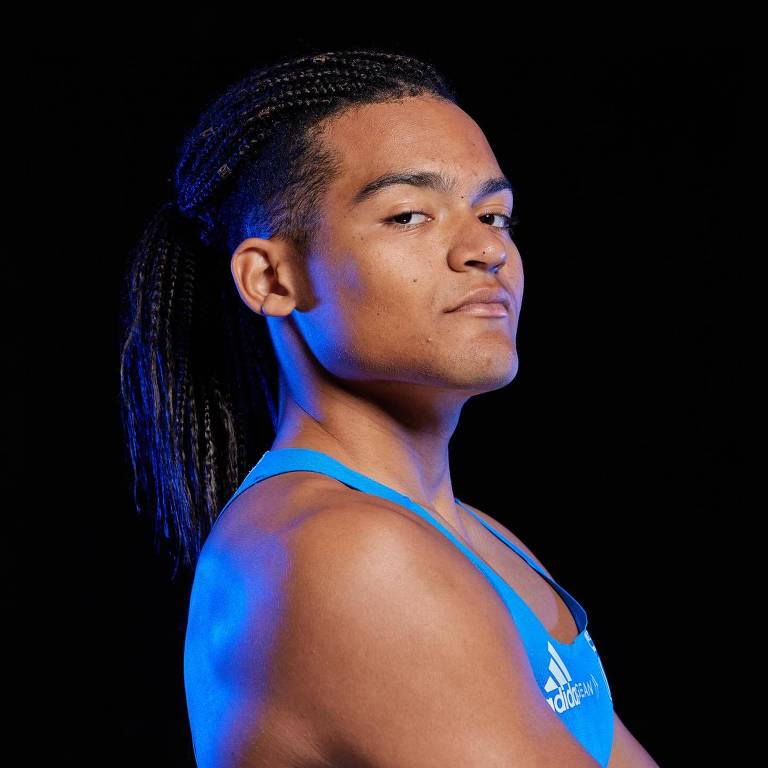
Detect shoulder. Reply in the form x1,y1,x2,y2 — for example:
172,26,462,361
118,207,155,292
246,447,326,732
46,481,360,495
194,488,471,658
192,474,480,672
187,478,402,763
188,487,601,766
459,499,557,580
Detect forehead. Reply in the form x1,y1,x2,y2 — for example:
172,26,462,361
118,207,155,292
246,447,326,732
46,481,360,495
320,96,505,203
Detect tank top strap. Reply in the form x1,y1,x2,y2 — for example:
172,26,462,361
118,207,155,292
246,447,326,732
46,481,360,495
217,448,586,631
455,499,588,633
221,447,435,517
215,448,522,588
455,500,552,581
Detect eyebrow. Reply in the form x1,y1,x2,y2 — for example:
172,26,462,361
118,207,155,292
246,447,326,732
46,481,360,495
349,169,514,208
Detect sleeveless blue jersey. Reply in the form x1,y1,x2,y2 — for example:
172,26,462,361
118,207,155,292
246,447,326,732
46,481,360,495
214,447,615,766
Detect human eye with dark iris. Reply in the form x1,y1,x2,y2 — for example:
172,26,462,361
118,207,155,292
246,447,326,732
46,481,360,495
384,210,520,234
479,212,520,233
383,211,430,229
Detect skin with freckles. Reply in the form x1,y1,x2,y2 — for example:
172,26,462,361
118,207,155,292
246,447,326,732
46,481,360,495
229,94,523,531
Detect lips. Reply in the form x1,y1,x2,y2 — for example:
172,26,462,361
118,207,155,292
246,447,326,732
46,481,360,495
451,302,508,316
446,286,511,313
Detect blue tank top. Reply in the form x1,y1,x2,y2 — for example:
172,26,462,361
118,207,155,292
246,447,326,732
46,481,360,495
216,447,615,766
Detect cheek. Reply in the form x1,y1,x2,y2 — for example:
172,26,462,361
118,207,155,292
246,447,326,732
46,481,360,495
305,233,444,352
334,240,441,318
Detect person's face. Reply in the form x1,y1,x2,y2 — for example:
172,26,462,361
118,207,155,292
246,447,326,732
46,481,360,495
295,95,524,395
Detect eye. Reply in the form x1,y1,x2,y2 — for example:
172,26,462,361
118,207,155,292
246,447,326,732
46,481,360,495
384,211,430,228
384,210,520,234
479,212,520,233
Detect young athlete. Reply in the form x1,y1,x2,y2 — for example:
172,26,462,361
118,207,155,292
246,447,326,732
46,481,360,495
120,48,658,768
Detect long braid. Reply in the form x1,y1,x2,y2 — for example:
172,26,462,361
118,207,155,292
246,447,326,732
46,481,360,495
119,48,459,576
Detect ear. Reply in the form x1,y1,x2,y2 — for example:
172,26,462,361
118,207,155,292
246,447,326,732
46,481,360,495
230,237,302,317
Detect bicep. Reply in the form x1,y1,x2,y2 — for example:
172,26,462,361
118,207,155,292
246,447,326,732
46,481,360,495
276,504,602,768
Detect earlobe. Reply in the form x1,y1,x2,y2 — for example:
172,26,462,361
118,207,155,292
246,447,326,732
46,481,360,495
231,240,273,311
231,240,298,317
260,292,297,317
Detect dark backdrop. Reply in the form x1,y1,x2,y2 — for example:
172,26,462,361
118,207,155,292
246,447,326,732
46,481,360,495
35,43,743,766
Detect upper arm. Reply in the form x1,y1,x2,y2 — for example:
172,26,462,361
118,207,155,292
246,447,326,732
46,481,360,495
268,501,602,767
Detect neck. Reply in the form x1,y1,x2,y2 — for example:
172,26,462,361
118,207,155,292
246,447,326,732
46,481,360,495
271,373,473,530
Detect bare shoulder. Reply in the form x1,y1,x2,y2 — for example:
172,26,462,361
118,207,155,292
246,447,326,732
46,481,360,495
187,490,602,767
236,495,599,765
204,470,351,546
459,498,557,580
185,473,371,767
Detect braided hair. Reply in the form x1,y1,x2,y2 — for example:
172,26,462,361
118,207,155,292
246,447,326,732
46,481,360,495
118,49,461,577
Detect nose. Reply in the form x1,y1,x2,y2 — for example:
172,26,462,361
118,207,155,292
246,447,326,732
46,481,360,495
448,228,508,274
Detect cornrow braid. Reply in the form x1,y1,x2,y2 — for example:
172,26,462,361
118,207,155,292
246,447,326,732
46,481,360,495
177,52,456,211
119,48,460,576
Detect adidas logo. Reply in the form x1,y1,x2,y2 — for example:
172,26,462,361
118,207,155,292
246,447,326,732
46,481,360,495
543,640,603,713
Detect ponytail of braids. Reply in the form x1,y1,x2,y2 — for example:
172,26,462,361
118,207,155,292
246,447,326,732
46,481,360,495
118,48,460,576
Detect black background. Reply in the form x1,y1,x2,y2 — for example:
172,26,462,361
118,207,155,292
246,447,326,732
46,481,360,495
31,42,745,766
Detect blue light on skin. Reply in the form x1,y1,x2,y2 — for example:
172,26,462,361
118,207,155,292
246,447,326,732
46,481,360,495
184,528,290,765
